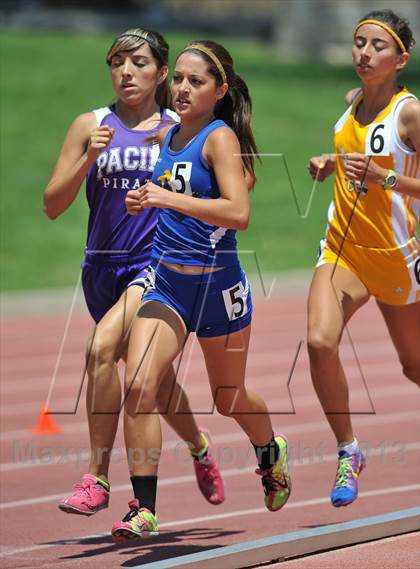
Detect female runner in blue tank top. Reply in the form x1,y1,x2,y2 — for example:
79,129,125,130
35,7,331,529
112,40,291,541
43,29,224,517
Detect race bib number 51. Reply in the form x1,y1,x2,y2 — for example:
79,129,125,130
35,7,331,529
170,162,193,195
222,280,249,321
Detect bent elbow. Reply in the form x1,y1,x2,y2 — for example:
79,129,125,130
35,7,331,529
43,202,58,220
237,219,249,231
235,212,249,231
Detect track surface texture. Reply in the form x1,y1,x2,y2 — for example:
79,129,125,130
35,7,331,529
1,280,419,568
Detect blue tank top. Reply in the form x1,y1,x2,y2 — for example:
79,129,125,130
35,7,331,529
85,106,178,262
151,119,238,267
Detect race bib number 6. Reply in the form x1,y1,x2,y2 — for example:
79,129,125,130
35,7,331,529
222,280,249,321
365,123,390,156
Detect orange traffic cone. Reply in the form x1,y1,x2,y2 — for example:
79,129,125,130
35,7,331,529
32,406,61,434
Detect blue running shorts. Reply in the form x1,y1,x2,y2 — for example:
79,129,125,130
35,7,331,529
142,262,252,337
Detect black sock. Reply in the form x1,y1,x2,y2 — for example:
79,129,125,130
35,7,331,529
192,449,208,462
130,476,157,514
252,434,279,470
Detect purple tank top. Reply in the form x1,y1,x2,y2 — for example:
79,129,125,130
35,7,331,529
85,106,178,261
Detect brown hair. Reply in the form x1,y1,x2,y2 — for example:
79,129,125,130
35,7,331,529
358,10,415,52
181,40,260,187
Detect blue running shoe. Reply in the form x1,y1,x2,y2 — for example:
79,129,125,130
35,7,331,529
330,449,366,507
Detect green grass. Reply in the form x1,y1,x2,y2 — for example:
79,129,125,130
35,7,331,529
1,30,419,290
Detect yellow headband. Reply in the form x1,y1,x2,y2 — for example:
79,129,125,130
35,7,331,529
186,44,228,84
354,19,407,53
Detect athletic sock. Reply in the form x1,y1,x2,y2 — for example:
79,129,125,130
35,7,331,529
95,477,110,491
130,476,157,514
252,433,280,470
338,438,359,455
190,431,209,462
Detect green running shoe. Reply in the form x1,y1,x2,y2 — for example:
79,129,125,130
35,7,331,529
111,499,159,542
256,435,291,512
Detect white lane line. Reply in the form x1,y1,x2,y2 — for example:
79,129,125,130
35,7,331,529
1,441,419,510
1,381,418,443
1,337,395,378
1,408,419,473
163,484,420,527
0,360,414,421
0,483,418,558
0,352,401,401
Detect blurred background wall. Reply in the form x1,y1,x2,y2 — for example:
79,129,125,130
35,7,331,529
2,0,419,61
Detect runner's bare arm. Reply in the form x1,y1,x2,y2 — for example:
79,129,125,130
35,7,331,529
132,127,249,229
43,113,114,219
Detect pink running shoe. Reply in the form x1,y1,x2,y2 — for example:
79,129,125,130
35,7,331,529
58,474,109,516
193,428,225,505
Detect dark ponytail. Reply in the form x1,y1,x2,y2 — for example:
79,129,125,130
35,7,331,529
182,40,260,187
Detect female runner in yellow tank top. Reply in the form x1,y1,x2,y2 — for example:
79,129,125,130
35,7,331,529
307,9,419,508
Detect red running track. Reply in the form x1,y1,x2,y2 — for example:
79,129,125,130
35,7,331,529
1,292,419,568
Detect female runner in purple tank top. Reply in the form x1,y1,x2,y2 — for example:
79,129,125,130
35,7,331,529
111,40,291,541
43,28,224,516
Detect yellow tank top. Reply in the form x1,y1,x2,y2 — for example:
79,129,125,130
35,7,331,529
326,87,419,249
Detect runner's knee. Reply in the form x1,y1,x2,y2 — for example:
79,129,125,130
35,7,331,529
124,372,159,415
307,329,339,359
86,332,118,370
